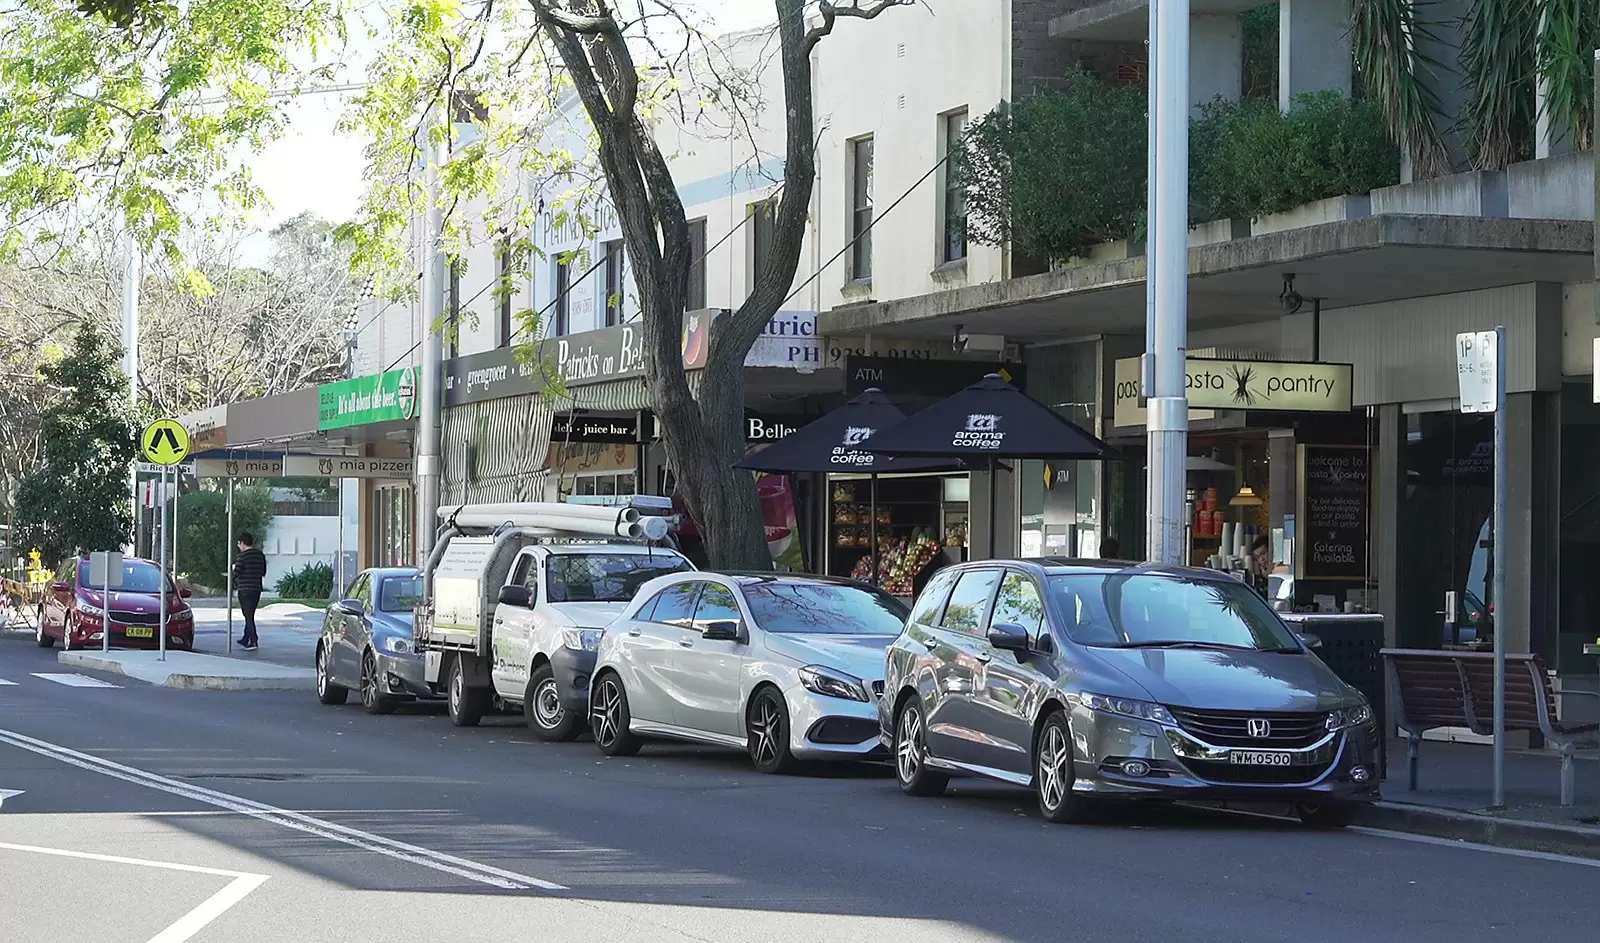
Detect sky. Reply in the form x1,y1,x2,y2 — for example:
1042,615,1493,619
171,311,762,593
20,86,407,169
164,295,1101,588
239,0,775,263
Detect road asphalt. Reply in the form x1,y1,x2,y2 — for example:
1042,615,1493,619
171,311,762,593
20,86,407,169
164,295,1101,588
2,631,1598,943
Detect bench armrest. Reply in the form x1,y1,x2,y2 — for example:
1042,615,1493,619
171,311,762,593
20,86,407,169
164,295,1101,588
1556,689,1600,699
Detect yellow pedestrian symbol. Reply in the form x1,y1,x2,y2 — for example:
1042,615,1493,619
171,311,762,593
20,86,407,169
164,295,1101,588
142,418,191,466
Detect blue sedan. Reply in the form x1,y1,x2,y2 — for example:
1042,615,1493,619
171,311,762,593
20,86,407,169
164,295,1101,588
315,567,435,713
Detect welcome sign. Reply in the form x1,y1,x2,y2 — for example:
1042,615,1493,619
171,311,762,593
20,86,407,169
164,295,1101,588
1114,357,1353,426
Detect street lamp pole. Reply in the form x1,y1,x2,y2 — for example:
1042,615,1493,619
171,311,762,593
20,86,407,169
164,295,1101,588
416,106,446,585
122,234,141,556
1145,0,1190,564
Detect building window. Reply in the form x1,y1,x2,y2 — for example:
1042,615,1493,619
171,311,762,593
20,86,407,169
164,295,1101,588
553,257,571,336
497,235,513,347
686,218,707,311
941,110,968,264
750,199,777,289
603,239,625,327
850,136,874,280
446,261,461,357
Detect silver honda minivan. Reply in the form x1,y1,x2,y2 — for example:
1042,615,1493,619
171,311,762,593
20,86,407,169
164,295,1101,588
880,560,1380,826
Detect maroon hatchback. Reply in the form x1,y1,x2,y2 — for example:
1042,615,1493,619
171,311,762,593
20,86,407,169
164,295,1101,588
36,555,195,651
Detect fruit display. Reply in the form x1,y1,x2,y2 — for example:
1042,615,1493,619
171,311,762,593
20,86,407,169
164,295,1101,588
851,529,942,594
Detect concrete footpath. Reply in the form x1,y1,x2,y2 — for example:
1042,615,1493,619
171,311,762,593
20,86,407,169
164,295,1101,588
56,649,315,691
1348,738,1600,859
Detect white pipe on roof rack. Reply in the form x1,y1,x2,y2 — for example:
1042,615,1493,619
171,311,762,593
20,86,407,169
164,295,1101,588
438,501,641,527
443,508,646,540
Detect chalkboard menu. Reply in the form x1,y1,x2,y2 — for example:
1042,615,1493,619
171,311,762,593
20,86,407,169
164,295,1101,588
1298,445,1369,579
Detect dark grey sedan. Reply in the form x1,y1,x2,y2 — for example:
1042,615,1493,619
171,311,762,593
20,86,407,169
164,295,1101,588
315,567,433,714
881,560,1380,827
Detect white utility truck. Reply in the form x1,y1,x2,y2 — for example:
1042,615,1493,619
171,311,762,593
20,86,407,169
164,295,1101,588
414,499,693,733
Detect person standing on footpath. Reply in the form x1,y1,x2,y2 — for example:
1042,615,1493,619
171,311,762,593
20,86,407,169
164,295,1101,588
232,532,268,651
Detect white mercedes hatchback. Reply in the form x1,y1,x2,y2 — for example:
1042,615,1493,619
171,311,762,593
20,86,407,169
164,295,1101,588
588,572,907,773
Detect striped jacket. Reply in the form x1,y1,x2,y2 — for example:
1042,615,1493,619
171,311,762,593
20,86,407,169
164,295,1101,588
233,548,268,593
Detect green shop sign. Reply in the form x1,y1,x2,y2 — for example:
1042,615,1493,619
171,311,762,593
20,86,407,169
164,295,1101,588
318,367,418,430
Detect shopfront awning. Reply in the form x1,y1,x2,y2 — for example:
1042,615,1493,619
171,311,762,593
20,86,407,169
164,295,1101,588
816,215,1593,344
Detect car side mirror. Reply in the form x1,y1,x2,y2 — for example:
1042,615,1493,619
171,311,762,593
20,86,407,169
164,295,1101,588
987,622,1031,653
338,598,366,617
51,581,68,593
702,620,743,642
179,587,193,598
498,584,534,608
1295,631,1323,650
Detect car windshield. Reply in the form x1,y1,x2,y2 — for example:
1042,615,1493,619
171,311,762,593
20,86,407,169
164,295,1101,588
78,559,170,594
546,553,691,603
378,576,422,613
1047,572,1300,651
742,581,909,635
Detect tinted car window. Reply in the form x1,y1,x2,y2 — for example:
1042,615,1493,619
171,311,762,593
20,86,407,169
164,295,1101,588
80,559,171,593
743,581,909,635
647,581,702,626
1048,572,1300,651
546,553,692,603
907,568,959,627
378,576,422,612
692,583,742,628
992,572,1045,635
941,569,1003,634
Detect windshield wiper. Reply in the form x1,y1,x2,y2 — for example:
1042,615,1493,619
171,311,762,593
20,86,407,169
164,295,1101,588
1111,640,1257,651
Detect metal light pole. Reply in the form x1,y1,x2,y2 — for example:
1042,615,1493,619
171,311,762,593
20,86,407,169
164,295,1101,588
225,479,234,655
1145,0,1190,564
158,466,169,662
123,236,141,556
416,108,446,586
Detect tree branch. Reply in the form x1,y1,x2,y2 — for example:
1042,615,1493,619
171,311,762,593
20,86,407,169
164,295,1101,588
803,0,911,53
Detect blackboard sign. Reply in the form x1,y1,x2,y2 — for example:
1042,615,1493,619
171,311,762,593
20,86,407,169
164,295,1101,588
1298,445,1370,580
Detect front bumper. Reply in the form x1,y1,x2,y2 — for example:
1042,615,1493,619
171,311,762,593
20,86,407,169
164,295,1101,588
82,622,193,649
550,647,598,714
788,687,889,762
1073,707,1381,803
376,650,441,699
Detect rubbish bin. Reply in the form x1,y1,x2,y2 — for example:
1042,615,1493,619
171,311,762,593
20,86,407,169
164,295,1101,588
1282,612,1387,779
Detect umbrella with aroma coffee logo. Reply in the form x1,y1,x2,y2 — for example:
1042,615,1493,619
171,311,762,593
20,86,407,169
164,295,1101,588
863,374,1116,558
738,389,965,583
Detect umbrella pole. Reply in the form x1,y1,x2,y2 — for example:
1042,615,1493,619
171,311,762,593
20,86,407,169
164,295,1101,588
870,473,879,585
987,458,997,559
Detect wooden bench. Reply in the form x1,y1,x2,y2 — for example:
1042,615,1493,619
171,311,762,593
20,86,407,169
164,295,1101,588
1382,648,1600,806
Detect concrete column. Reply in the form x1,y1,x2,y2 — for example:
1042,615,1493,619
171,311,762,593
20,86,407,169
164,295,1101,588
1190,14,1243,111
1402,0,1471,180
1502,392,1537,656
1373,403,1403,649
1278,0,1353,112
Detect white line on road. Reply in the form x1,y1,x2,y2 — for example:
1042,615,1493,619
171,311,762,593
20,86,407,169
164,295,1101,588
1350,826,1600,868
30,673,120,688
0,841,269,943
0,726,566,891
0,678,17,685
135,808,457,817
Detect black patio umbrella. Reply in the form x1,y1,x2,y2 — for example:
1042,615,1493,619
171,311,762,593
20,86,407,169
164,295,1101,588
738,389,964,584
864,373,1116,558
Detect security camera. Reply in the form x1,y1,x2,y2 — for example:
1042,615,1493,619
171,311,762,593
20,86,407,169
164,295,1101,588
1280,273,1304,315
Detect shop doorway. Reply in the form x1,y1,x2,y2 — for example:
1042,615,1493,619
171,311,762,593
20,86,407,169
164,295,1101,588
1399,410,1494,650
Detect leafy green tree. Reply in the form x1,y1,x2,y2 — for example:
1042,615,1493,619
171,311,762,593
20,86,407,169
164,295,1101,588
174,485,273,591
14,322,141,562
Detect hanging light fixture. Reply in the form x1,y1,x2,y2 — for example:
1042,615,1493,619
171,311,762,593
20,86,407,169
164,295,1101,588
1229,485,1264,507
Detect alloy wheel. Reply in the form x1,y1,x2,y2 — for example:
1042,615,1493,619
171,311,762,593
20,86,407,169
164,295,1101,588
592,678,621,748
361,654,377,709
450,662,462,712
897,708,925,782
749,698,782,768
534,678,564,730
317,646,331,698
1037,724,1069,813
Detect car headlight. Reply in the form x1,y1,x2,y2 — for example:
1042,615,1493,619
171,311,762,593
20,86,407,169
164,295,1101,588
1325,702,1373,731
560,628,603,652
168,610,192,623
798,665,870,702
1080,693,1176,726
380,635,412,655
78,602,104,618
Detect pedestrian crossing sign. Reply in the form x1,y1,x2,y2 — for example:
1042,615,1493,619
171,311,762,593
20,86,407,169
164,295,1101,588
141,418,191,466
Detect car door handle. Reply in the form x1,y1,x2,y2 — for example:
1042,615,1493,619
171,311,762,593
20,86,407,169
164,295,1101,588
678,638,695,647
627,629,642,637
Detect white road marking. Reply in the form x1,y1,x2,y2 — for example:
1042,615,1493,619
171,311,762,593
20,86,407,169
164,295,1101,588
30,673,120,688
135,808,456,817
1350,825,1600,868
0,788,22,809
0,678,17,685
0,726,566,891
0,841,268,943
